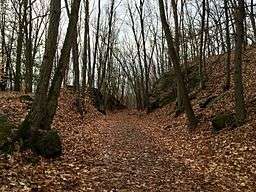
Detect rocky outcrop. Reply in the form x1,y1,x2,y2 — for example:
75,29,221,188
148,65,200,112
88,88,126,114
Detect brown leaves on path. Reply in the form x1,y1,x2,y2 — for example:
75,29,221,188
1,98,255,191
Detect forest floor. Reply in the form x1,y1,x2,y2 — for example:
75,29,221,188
1,46,256,191
0,101,255,191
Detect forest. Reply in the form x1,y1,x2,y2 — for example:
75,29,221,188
0,0,255,191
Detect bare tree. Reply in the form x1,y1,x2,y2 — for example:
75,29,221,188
233,0,246,124
158,0,198,128
20,0,61,135
223,0,231,91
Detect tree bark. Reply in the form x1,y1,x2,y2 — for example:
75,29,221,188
23,0,61,132
72,30,80,92
171,0,183,114
91,0,101,89
224,0,231,91
158,0,198,128
233,0,246,124
14,0,26,91
82,0,90,91
24,0,33,93
199,0,206,89
44,0,81,129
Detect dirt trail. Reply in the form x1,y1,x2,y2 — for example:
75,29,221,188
84,111,212,192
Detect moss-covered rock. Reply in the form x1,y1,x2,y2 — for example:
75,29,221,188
0,114,7,124
187,69,201,90
31,129,62,158
0,115,16,154
0,78,7,91
212,113,237,133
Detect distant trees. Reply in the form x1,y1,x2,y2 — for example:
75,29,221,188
91,0,101,90
249,0,256,42
127,1,146,109
137,0,149,108
0,0,254,129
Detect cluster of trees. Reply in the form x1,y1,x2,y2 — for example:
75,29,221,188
0,0,254,132
159,0,249,127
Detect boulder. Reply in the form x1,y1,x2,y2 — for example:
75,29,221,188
148,72,177,113
211,113,237,133
105,94,126,111
18,120,62,158
18,119,32,145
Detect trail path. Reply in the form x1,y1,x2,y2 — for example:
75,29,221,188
81,111,209,192
2,109,253,192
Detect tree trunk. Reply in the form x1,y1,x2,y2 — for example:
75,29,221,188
233,0,246,124
82,0,90,91
199,0,206,89
171,0,183,114
43,0,81,129
224,0,231,91
72,30,80,92
22,0,61,133
24,0,33,93
91,0,101,89
158,0,198,128
14,1,26,91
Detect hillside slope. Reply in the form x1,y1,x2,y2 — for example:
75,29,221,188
143,45,256,191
